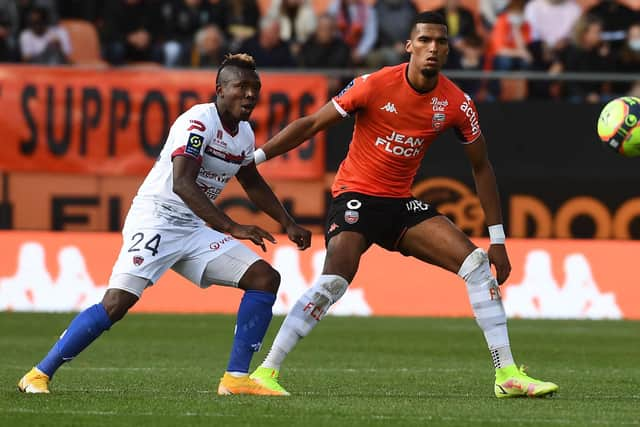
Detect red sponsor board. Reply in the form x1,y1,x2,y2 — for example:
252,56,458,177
0,65,326,179
0,232,637,319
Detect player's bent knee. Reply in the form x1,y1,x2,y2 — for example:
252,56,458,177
101,288,139,323
313,274,349,308
457,248,489,280
238,260,280,293
103,273,146,322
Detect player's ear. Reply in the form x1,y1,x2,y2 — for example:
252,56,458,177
405,39,412,54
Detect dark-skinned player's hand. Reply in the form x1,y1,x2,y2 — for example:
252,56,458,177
285,222,312,250
228,224,276,252
488,244,512,285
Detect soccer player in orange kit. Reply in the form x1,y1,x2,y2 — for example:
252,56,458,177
250,11,558,398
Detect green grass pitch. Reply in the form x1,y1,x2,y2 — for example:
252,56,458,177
1,313,638,426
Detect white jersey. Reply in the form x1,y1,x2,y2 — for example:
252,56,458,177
134,103,255,226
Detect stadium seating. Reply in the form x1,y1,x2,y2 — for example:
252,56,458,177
59,19,107,67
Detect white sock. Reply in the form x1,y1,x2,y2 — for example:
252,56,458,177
458,248,515,370
262,274,348,370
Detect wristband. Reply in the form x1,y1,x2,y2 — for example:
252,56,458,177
488,224,506,244
254,148,267,165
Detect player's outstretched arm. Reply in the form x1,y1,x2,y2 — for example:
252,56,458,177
462,134,512,284
172,156,275,251
256,101,343,163
236,162,311,250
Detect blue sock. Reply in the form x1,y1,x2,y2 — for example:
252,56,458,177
227,290,276,374
37,303,112,378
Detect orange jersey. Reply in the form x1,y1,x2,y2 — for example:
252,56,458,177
331,63,482,198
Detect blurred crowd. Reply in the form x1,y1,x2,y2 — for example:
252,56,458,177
1,0,638,101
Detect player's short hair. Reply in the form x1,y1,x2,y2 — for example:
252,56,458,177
411,11,447,30
216,53,257,85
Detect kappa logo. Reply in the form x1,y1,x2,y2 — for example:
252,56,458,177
380,102,398,114
504,250,623,319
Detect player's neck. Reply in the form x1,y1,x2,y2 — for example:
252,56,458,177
406,65,438,94
216,106,239,135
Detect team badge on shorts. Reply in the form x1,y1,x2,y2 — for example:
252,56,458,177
344,210,359,224
133,256,144,266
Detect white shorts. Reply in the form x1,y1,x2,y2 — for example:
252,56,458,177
108,203,261,297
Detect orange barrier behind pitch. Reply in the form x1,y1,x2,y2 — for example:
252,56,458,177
0,232,637,319
0,65,326,179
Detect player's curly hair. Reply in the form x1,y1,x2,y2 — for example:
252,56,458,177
216,53,257,85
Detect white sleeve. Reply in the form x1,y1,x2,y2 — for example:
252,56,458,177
241,124,256,166
169,107,211,160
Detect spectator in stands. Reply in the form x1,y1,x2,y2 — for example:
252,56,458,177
224,0,261,51
161,0,227,67
559,14,615,103
367,0,417,68
268,0,317,57
299,13,350,68
16,0,57,31
586,0,640,49
298,13,351,95
453,33,487,99
480,0,510,29
436,0,480,69
327,0,378,66
19,6,71,64
100,0,164,65
524,0,581,67
488,0,532,71
485,0,532,99
236,14,295,68
615,23,640,95
524,0,581,98
180,23,228,68
0,0,19,61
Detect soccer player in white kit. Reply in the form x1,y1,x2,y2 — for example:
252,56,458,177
18,54,311,396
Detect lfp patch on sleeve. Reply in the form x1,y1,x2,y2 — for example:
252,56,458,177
185,133,204,157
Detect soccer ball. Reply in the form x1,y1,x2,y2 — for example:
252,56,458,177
597,96,640,157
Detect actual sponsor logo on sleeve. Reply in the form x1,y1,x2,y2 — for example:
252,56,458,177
460,100,480,135
344,210,359,224
185,133,204,157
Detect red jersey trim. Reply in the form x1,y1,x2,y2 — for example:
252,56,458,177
171,146,203,165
